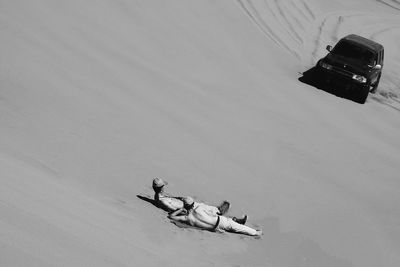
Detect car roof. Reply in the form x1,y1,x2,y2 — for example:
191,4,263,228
341,34,384,52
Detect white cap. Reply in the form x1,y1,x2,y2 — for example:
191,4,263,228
152,178,168,188
182,196,194,206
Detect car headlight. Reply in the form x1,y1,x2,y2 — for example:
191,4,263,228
320,62,333,70
352,74,367,83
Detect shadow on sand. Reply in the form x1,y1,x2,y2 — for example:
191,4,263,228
298,67,361,104
136,195,159,208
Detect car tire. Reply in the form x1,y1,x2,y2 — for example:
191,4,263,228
370,73,381,94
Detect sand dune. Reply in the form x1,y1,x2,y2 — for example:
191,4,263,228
1,0,400,266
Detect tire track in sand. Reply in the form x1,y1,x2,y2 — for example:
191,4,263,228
236,0,292,52
272,0,303,44
236,0,316,58
310,13,367,63
376,0,400,11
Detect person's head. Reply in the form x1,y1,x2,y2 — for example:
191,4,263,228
152,178,168,193
182,196,194,210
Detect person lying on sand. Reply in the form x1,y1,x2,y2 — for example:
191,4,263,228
152,178,246,224
168,196,262,237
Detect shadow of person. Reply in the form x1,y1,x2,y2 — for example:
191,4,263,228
136,194,176,213
136,195,158,208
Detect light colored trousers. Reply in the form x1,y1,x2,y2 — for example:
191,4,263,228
216,216,258,236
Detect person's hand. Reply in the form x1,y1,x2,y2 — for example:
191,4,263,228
169,207,184,216
177,208,187,215
180,209,188,215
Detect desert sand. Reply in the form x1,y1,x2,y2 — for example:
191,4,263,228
1,0,400,266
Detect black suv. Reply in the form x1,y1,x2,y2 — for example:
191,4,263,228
315,34,384,103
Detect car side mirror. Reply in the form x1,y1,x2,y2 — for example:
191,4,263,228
374,64,382,70
326,45,332,52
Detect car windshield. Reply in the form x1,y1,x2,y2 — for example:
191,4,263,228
332,41,376,65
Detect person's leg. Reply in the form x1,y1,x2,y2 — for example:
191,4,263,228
232,215,247,225
217,201,230,215
196,202,220,215
218,216,261,236
229,218,259,236
196,201,230,216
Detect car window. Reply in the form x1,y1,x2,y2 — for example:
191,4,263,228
332,41,376,65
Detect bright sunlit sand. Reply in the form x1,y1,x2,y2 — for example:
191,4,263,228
1,1,399,266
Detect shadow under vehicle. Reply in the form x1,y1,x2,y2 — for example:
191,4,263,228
301,34,384,104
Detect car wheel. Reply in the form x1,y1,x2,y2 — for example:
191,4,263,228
370,73,381,94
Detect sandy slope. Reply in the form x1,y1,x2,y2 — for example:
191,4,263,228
1,0,400,266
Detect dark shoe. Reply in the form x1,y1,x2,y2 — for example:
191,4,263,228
217,201,230,215
233,215,247,225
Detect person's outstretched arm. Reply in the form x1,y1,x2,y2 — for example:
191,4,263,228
168,208,188,223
